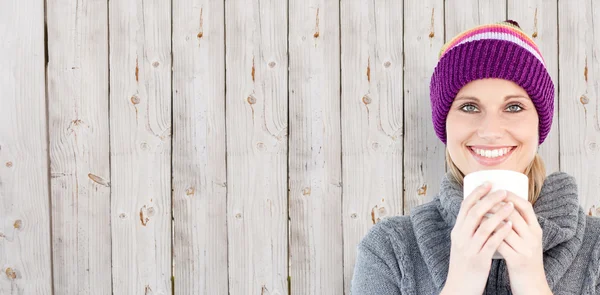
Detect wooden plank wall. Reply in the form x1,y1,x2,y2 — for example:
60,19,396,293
0,1,52,294
225,0,289,294
109,0,173,294
288,0,343,294
172,0,228,294
403,0,445,215
340,0,405,292
559,0,600,215
1,0,599,294
47,0,111,294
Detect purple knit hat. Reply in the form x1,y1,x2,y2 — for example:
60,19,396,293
430,20,555,145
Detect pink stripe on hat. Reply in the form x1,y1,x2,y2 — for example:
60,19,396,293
439,23,542,63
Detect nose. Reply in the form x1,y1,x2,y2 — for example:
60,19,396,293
477,113,504,141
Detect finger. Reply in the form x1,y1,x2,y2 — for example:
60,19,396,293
490,219,508,233
464,190,509,235
500,230,524,253
480,219,513,259
486,201,509,216
482,203,514,232
456,182,493,226
496,240,517,261
503,210,528,238
483,202,510,230
472,200,515,248
504,192,537,225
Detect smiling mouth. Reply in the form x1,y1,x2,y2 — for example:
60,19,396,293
467,146,517,166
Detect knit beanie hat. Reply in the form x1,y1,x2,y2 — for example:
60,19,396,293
429,20,555,145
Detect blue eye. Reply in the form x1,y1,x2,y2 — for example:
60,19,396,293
506,104,524,112
459,103,525,113
460,104,479,113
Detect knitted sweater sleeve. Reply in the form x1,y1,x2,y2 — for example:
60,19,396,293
593,240,600,294
350,220,402,294
593,230,600,294
585,217,600,294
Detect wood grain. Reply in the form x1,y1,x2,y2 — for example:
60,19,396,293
558,0,600,213
46,0,112,293
288,0,343,294
109,0,172,293
225,0,289,294
403,0,446,214
172,0,228,294
0,1,52,294
340,0,404,292
445,0,507,37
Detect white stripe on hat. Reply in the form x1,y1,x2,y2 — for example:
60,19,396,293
455,31,545,66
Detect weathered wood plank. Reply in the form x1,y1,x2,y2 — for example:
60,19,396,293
445,0,507,37
225,0,289,294
341,0,404,292
0,1,53,294
109,0,172,293
558,0,600,213
403,1,446,213
508,0,559,174
288,0,343,294
172,0,228,294
46,0,111,293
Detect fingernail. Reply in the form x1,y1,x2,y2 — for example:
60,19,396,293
498,189,507,196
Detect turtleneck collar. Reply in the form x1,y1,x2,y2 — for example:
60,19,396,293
409,171,586,293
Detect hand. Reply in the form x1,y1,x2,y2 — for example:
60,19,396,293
495,192,552,295
442,183,515,295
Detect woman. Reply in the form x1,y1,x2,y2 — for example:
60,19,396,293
351,20,600,294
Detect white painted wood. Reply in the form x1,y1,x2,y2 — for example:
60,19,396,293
0,1,53,294
558,0,600,214
172,1,228,294
109,0,172,293
225,1,289,294
340,0,404,292
288,0,343,294
508,0,559,174
403,1,446,213
46,0,112,294
445,0,507,37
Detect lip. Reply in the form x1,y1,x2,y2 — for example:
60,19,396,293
467,146,516,166
468,145,515,150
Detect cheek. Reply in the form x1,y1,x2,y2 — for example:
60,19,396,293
509,114,539,143
446,113,473,142
445,115,474,160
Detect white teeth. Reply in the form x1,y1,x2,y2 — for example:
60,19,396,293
471,147,512,158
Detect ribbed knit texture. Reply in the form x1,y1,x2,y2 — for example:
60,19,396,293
350,172,600,294
429,21,555,145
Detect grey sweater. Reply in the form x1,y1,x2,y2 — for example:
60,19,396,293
351,172,600,294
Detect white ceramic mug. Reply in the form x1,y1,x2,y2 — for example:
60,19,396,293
463,169,529,259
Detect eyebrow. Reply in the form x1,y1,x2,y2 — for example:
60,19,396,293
454,94,530,102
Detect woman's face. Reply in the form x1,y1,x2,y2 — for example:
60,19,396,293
446,78,539,175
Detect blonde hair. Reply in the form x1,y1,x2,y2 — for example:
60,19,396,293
445,149,546,204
